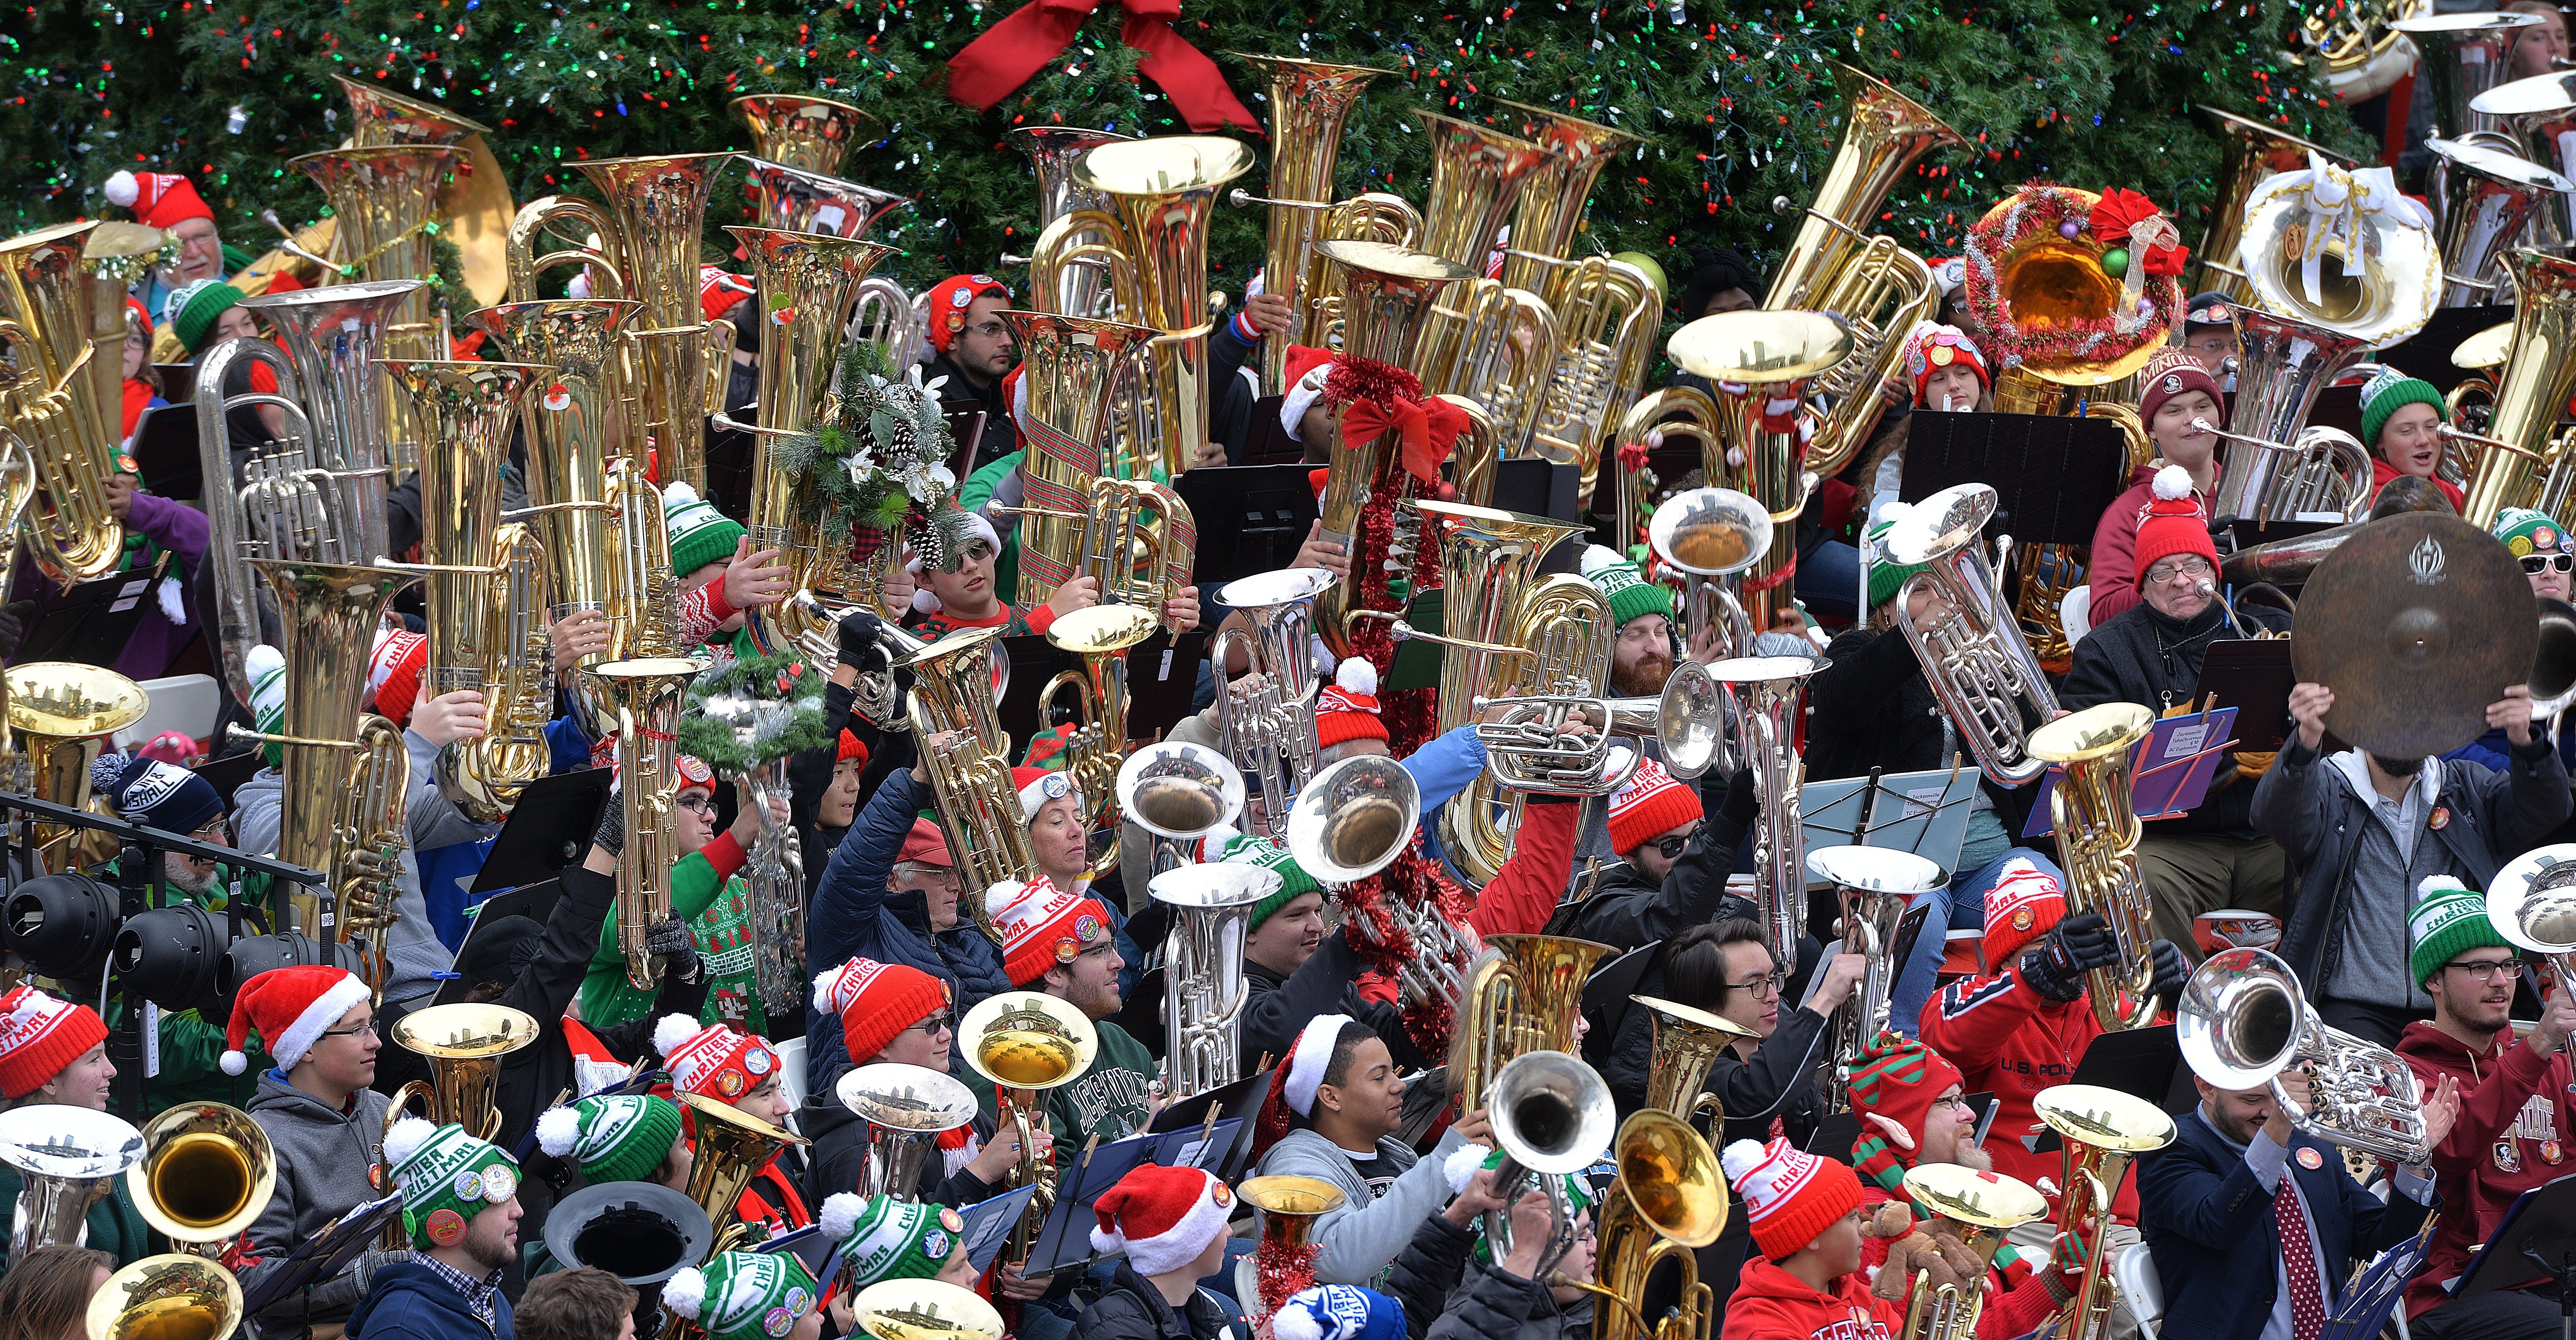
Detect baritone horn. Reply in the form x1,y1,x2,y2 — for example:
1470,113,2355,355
2028,1086,2176,1340
1631,995,1755,1123
1152,862,1277,1100
1710,655,1822,965
84,1254,241,1340
1650,487,1772,674
1881,483,2061,785
903,627,1040,939
128,1104,275,1259
2176,947,2435,1164
1211,566,1334,835
1896,1164,2050,1340
1807,846,1948,1111
1041,602,1159,837
2026,704,2168,1033
587,655,709,989
2490,843,2576,1012
1664,311,1854,630
386,1003,543,1141
1118,740,1244,876
1586,1110,1726,1340
2,221,137,586
673,1089,809,1252
961,992,1098,1260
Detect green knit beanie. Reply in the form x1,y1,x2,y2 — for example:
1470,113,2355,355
818,1193,964,1286
2493,507,2570,561
534,1094,683,1186
2409,875,2513,988
1866,504,1929,613
1580,543,1675,629
384,1118,522,1250
665,482,746,578
663,1250,820,1340
249,644,287,770
1217,834,1321,928
166,279,246,356
2358,368,2448,455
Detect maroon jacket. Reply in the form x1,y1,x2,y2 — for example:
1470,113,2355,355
2396,1019,2575,1320
2084,462,2219,627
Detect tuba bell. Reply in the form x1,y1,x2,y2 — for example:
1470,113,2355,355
2235,157,2440,349
1894,1165,2051,1340
83,1253,242,1340
5,662,148,870
1011,125,1136,320
2396,11,2546,142
1808,846,1948,1111
1649,488,1772,674
0,1106,143,1257
2026,1085,2175,1340
835,1064,982,1202
733,93,880,176
1231,54,1389,394
2195,110,2351,303
1237,1176,1348,1322
1587,1110,1726,1340
993,311,1158,607
3,221,140,587
387,1003,542,1142
2176,946,2436,1163
960,992,1098,1261
2426,137,2571,305
128,1104,275,1259
1631,996,1755,1124
1480,1050,1615,1274
1881,483,2061,785
1151,862,1278,1100
1116,740,1244,877
674,1089,811,1252
543,1179,713,1295
2025,705,2165,1033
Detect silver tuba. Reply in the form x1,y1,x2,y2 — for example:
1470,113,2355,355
2176,946,2434,1164
2212,310,2377,522
1710,655,1822,964
1151,862,1277,1101
1211,567,1333,836
1808,846,1947,1112
1116,740,1244,877
1470,660,1728,794
2425,137,2572,304
1881,483,2060,786
835,1064,981,1202
0,1105,143,1257
2189,416,2377,522
1649,487,1772,672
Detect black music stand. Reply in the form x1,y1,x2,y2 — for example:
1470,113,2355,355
239,1192,405,1316
150,365,197,404
15,553,169,665
1900,412,2129,546
959,1187,1041,1273
431,879,566,1006
1490,460,1583,526
2377,303,2512,396
2456,1172,2576,1306
995,629,1208,755
468,767,616,894
2027,1027,2189,1155
1172,465,1321,593
129,405,201,501
2195,639,2311,755
1240,395,1301,465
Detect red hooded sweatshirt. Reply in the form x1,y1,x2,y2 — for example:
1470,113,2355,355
1721,1257,1904,1340
1858,1181,2067,1336
2395,1019,2575,1321
2086,460,2220,627
1917,964,2138,1226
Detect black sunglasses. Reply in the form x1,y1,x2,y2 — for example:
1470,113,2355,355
2524,553,2574,576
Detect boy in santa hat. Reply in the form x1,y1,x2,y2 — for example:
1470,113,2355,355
0,988,149,1274
1717,1137,1900,1340
2083,350,2226,624
1073,1165,1237,1340
350,1119,525,1340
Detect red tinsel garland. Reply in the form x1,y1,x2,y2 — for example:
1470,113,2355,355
1252,1237,1324,1340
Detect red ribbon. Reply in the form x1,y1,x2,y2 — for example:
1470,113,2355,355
1342,394,1470,486
946,0,1257,133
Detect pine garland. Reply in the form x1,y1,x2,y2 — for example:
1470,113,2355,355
675,651,829,770
771,336,981,569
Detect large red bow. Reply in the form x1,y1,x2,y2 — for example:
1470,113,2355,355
1342,394,1471,486
946,0,1257,134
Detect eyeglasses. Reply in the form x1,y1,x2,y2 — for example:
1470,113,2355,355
2524,553,2575,575
1930,1095,1970,1113
187,820,228,844
2445,957,2520,980
1720,972,1786,997
960,320,1011,342
1645,834,1691,860
675,794,717,816
909,1011,957,1034
2144,556,2215,585
319,1021,379,1041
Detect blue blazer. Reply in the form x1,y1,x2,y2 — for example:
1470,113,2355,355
2135,1112,2434,1340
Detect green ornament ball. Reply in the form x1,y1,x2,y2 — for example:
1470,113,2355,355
2101,247,2130,279
1612,251,1669,295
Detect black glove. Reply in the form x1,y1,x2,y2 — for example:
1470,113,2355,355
2019,911,2118,1002
0,600,31,661
2147,938,2190,1012
592,800,626,859
1718,767,1759,829
645,916,701,982
838,609,886,667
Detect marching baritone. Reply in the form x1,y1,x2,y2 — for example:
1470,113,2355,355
2395,876,2576,1339
352,1119,525,1340
0,990,145,1276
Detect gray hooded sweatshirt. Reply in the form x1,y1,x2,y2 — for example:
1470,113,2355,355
239,1072,405,1339
1252,1126,1469,1289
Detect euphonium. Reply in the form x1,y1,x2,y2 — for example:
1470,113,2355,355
673,1089,810,1250
1808,847,1947,1111
1527,255,1663,494
1029,137,1255,477
1649,487,1772,683
1479,1050,1614,1273
1894,1165,2050,1340
1,221,128,585
1588,1111,1726,1340
1152,862,1276,1100
835,1063,981,1201
733,93,880,176
1631,996,1754,1124
2490,843,2576,1012
2463,252,2576,527
1664,310,1855,630
904,627,1040,937
2026,704,2165,1033
850,1281,1008,1340
83,1254,240,1340
1211,567,1333,836
5,663,147,871
1117,740,1243,877
128,1104,276,1259
1011,124,1136,319
2177,947,2435,1163
1709,656,1819,964
2027,1086,2176,1340
2210,309,2376,522
2195,110,2348,303
1443,573,1622,881
587,654,706,990
1307,240,1476,652
386,1003,542,1141
1233,54,1389,394
0,1105,142,1257
379,360,555,824
1414,278,1559,466
1042,603,1157,840
998,311,1157,605
1881,483,2061,786
1449,936,1613,1116
721,226,901,657
960,992,1098,1259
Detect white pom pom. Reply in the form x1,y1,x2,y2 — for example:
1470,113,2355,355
1443,1142,1494,1195
104,171,138,208
2152,464,2193,501
1719,1138,1767,1188
156,577,185,628
383,1116,438,1169
1580,544,1627,578
1089,1223,1124,1256
219,1050,247,1076
567,272,593,301
653,1014,701,1059
247,644,285,678
2418,874,2469,897
1272,1295,1328,1340
1333,657,1377,698
662,481,700,507
811,963,849,1015
819,1192,867,1242
661,1266,708,1319
535,1105,585,1158
1873,499,1911,526
911,587,942,615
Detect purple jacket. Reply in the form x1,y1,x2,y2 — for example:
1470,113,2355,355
9,492,209,680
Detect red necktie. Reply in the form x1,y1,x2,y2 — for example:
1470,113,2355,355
2278,1170,2328,1340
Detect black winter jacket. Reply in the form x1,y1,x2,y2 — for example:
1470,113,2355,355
1383,1214,1589,1340
1383,1213,1477,1340
1805,624,2039,837
1544,771,1756,951
1602,976,1832,1147
1072,1262,1235,1340
924,350,1022,469
1242,928,1434,1074
2251,735,2570,991
2057,598,2293,837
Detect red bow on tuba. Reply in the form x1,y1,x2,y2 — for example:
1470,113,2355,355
1342,394,1471,486
946,0,1258,134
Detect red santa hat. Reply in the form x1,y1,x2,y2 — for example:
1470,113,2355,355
1014,765,1079,825
1982,857,2066,966
0,988,108,1100
220,966,371,1077
104,170,215,232
811,956,950,1063
1089,1164,1234,1276
2130,464,2219,592
1721,1136,1862,1261
654,1017,782,1103
699,266,754,324
1607,756,1702,857
1312,659,1386,750
987,875,1114,987
1279,346,1336,443
365,628,427,728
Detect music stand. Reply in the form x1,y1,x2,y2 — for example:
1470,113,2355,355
150,365,197,405
2455,1172,2576,1301
239,1192,404,1315
2196,639,2344,755
16,553,170,665
1171,465,1322,593
468,767,616,894
959,1187,1041,1273
996,629,1209,755
1147,1067,1272,1182
2376,303,2509,396
1900,412,2129,546
1024,1131,1163,1276
943,408,989,490
1488,460,1583,527
192,749,266,811
1240,395,1300,465
129,406,201,501
2027,1027,2189,1154
431,879,566,1006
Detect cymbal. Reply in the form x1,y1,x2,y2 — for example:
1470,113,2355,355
2292,512,2537,759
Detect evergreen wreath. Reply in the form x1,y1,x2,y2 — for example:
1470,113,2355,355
1961,183,2185,370
768,336,979,571
675,651,829,772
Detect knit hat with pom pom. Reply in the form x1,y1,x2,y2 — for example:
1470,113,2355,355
2130,463,2219,591
2410,874,2514,988
0,987,107,1100
662,1250,820,1340
534,1093,684,1186
1088,1164,1232,1276
1722,1135,1861,1261
2136,347,2224,427
94,751,223,839
219,966,369,1077
104,170,214,232
819,1193,965,1285
810,956,950,1064
1865,500,1929,612
655,1017,781,1104
1273,1286,1405,1340
2359,366,2449,453
1581,543,1675,629
664,481,746,579
385,1117,521,1250
1313,657,1387,751
249,644,289,770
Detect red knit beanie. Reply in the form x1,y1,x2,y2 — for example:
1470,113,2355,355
2135,348,2224,427
925,274,1010,352
1721,1136,1863,1261
1607,757,1702,856
1983,858,2067,967
0,988,108,1100
812,956,951,1063
2129,464,2219,592
220,967,370,1077
988,875,1114,987
366,629,428,728
837,729,871,766
1313,659,1388,751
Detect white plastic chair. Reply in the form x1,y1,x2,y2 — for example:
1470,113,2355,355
2060,585,2094,648
2115,1242,2164,1340
116,674,221,750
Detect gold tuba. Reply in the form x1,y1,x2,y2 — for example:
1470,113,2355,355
1808,846,1948,1111
5,662,147,870
2176,947,2435,1163
904,627,1040,938
673,1089,810,1252
1237,1176,1347,1321
2463,251,2576,527
128,1104,276,1259
0,221,127,586
995,312,1158,606
1042,604,1158,844
1631,996,1754,1124
2025,704,2164,1033
83,1254,241,1340
1414,113,1547,271
386,1003,542,1141
1894,1164,2050,1340
1231,54,1389,394
1881,483,2061,786
288,147,460,455
1011,125,1136,320
1151,861,1276,1100
2027,1086,2176,1340
0,1105,143,1257
1663,311,1853,630
1493,100,1644,301
1587,1110,1726,1340
960,992,1098,1259
1448,935,1612,1114
835,1063,981,1202
1527,255,1664,497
